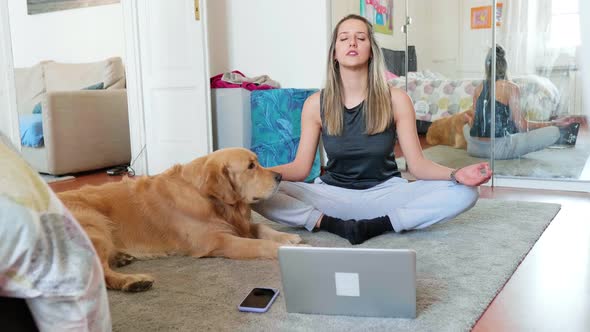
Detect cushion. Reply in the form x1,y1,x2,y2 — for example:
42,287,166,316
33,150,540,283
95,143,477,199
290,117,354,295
19,114,44,147
250,89,320,182
389,74,560,123
43,57,124,91
389,77,478,122
13,62,47,115
31,82,104,115
83,82,105,90
513,75,560,121
103,57,126,89
31,102,42,114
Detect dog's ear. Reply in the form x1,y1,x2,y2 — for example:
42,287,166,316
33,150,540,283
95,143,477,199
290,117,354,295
201,163,239,205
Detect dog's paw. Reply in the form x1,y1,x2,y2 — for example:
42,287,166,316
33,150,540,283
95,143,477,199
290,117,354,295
113,252,137,267
121,274,155,292
276,233,303,245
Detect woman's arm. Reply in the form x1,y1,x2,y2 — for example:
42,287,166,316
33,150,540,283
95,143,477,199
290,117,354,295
392,87,491,186
508,83,530,130
269,92,322,182
392,87,454,180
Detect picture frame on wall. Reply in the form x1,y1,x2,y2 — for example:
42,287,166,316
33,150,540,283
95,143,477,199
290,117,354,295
471,5,492,29
360,0,394,35
471,3,503,30
27,0,120,15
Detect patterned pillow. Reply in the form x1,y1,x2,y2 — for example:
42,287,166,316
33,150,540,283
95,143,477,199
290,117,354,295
390,75,560,122
390,77,480,122
513,76,560,121
250,88,320,182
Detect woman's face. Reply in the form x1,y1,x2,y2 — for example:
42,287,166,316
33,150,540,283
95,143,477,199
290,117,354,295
334,19,371,69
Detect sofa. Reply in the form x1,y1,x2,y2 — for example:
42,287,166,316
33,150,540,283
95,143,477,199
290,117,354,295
389,74,561,134
14,57,131,175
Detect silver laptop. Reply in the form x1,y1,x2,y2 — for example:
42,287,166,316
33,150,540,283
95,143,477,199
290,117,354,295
278,247,416,318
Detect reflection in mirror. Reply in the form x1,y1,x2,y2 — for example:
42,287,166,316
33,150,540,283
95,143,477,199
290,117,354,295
339,0,589,186
331,0,495,176
464,45,565,161
487,0,588,183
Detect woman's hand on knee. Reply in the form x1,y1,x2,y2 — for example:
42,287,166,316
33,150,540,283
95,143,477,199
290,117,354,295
455,162,492,186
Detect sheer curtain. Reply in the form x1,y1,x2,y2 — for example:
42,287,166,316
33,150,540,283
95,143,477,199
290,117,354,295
497,0,554,76
581,1,590,102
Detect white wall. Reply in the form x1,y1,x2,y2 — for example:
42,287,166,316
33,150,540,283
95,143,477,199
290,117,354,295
426,0,460,77
0,1,18,145
207,0,330,89
580,1,590,105
331,0,455,75
331,0,409,62
8,2,125,68
580,0,590,114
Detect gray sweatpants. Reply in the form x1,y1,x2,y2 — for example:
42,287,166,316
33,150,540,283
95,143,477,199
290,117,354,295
463,124,560,160
252,176,479,232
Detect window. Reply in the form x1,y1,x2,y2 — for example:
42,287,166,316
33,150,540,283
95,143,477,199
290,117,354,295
548,0,580,49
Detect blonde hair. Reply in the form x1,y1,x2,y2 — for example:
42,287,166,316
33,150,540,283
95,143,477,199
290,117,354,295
324,14,392,136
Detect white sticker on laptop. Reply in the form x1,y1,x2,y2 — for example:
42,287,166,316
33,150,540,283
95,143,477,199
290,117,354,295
334,272,360,297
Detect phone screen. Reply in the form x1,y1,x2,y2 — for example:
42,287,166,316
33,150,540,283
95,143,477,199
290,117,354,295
240,288,276,308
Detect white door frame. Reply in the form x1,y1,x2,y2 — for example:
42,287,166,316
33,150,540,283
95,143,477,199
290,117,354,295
0,0,150,162
0,0,20,149
122,0,213,175
1,0,212,176
121,0,148,175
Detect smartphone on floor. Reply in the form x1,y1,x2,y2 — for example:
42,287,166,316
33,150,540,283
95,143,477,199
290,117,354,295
238,287,279,313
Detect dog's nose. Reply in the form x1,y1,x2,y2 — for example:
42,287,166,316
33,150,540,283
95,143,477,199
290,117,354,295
274,172,282,182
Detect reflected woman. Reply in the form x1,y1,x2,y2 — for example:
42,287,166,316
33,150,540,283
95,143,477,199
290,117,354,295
464,44,576,159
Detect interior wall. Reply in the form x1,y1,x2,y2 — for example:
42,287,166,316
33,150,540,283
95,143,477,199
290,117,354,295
457,0,495,77
8,2,125,68
331,0,457,76
331,0,406,51
581,1,590,113
207,0,330,89
426,0,460,78
0,1,17,144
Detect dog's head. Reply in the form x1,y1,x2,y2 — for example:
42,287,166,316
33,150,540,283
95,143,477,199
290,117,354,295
194,148,281,205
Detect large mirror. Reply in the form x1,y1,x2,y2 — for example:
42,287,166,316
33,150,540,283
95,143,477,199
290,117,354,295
333,0,588,189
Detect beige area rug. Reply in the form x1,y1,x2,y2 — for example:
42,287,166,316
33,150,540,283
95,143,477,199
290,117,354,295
397,144,590,179
39,174,75,184
108,200,560,332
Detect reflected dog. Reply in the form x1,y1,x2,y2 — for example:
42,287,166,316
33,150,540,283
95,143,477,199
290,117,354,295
426,109,474,149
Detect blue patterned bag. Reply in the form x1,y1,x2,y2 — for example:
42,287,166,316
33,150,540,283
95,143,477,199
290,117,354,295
250,88,320,182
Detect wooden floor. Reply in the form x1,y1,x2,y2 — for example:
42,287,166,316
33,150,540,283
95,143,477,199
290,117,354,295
49,144,590,331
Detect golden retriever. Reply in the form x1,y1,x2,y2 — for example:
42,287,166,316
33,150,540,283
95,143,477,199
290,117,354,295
426,109,474,149
58,148,304,292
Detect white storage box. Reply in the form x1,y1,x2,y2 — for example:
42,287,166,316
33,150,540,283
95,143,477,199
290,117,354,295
211,88,252,150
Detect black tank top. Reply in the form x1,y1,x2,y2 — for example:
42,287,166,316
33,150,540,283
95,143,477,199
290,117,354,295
470,82,519,138
319,91,400,189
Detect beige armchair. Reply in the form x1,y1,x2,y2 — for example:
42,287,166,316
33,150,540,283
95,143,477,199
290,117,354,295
15,57,131,175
